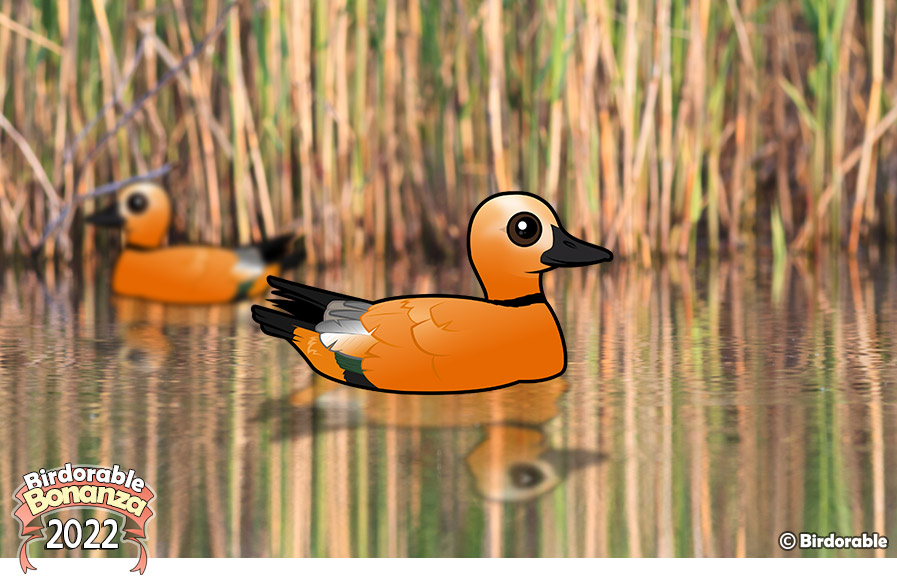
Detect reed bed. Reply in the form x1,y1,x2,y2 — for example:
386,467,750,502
0,0,895,263
1,253,895,557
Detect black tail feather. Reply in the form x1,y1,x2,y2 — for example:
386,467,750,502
258,276,369,332
278,249,305,271
252,234,294,263
251,305,315,340
267,275,359,303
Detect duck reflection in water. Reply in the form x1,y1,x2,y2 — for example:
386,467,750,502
258,378,606,503
112,296,243,373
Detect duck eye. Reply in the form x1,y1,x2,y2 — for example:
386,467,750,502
127,193,148,214
507,212,542,247
508,463,545,489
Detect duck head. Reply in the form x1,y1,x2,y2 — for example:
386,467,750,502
466,425,607,502
86,182,171,249
468,192,613,301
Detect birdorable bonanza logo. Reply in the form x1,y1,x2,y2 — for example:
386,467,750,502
12,463,155,575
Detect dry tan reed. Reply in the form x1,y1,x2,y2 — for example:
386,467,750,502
0,1,894,262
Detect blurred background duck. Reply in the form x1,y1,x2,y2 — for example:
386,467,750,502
86,182,301,304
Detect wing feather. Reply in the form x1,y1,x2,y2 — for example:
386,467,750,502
315,299,376,359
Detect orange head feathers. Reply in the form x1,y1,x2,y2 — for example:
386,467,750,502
87,182,172,249
253,192,613,393
468,192,612,301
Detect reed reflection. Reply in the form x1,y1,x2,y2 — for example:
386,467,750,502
0,253,895,558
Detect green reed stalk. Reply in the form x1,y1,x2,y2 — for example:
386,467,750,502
0,0,895,261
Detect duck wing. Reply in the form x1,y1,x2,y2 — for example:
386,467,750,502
251,276,376,388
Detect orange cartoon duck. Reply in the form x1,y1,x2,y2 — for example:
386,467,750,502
86,182,299,304
252,192,612,393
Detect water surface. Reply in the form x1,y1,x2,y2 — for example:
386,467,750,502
0,253,895,557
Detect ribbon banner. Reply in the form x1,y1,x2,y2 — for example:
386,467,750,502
12,464,155,575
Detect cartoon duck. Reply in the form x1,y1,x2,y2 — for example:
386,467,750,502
86,182,300,304
261,378,606,502
252,192,612,393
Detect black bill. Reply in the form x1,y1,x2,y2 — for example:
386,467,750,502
541,225,613,267
542,447,609,476
85,202,125,228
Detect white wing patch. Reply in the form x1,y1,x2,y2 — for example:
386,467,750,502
316,300,372,351
231,247,265,278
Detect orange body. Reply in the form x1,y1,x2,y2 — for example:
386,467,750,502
290,297,564,393
113,247,279,304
